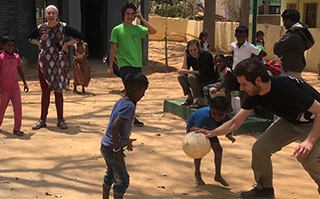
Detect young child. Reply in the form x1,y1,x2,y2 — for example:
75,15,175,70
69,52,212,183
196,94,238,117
199,31,209,51
231,26,267,70
100,72,148,199
0,35,29,136
203,54,236,112
72,41,91,94
230,26,267,105
256,30,265,47
187,96,235,186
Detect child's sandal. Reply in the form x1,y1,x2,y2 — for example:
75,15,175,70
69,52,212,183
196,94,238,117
32,120,47,130
57,120,68,129
13,130,24,136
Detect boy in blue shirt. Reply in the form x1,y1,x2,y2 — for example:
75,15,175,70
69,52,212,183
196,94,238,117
187,96,235,186
101,72,149,199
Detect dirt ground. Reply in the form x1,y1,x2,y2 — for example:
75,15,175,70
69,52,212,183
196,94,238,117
0,41,320,199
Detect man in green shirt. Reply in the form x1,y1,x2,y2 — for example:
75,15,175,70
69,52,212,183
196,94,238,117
107,3,156,127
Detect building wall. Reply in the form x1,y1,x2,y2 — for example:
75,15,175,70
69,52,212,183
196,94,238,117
258,14,281,25
149,16,320,72
282,0,320,28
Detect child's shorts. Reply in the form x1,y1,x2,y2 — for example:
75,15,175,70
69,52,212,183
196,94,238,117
100,144,129,195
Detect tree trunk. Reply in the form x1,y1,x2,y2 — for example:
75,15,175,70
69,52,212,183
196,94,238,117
204,0,216,51
240,0,250,27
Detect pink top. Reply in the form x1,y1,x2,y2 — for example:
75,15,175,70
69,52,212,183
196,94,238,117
0,52,22,90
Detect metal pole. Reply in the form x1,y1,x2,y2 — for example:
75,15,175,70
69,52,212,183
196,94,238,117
252,0,258,45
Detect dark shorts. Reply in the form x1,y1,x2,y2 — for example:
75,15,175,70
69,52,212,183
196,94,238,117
119,66,142,83
100,144,129,195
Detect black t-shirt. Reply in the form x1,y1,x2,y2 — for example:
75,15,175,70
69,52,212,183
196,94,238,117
242,76,320,124
187,51,218,85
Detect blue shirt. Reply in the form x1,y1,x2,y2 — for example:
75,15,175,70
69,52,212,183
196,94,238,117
101,98,135,148
187,107,231,129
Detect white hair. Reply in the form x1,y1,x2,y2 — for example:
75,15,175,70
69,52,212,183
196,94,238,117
45,5,59,15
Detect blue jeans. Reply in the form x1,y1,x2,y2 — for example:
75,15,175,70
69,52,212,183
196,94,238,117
119,66,142,83
100,144,129,195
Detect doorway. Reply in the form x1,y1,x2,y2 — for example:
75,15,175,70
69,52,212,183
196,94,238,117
81,0,106,58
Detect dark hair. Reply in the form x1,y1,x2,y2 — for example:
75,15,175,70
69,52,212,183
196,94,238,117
233,58,269,85
186,39,201,55
256,30,264,36
123,72,149,91
210,96,229,112
121,3,137,20
199,31,208,41
225,55,233,67
214,54,226,62
1,35,15,45
235,26,249,36
281,9,300,23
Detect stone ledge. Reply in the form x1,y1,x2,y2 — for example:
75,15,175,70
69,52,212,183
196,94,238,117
163,98,273,135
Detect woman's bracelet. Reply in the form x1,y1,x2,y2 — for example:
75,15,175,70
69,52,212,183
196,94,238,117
113,148,121,153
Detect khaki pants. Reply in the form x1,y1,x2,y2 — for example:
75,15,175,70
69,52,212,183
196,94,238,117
178,74,202,98
252,118,320,194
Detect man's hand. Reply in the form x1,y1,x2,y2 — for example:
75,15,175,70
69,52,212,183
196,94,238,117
24,84,29,93
293,139,314,160
190,126,215,138
127,138,137,151
225,133,236,143
106,67,113,78
113,150,126,165
135,10,143,20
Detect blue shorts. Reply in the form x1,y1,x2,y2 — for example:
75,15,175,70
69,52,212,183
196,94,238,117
100,144,130,195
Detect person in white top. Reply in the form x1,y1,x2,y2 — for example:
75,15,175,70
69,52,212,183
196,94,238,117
231,26,267,70
229,26,267,105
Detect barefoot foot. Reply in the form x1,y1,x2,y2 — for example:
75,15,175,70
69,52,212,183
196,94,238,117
195,172,206,185
214,175,229,186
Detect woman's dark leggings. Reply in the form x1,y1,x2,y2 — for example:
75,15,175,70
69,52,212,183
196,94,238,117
38,66,64,122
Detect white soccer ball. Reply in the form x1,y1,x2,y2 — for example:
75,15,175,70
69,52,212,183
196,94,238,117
182,131,211,159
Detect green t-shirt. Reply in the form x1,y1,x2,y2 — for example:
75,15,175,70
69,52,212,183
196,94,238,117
110,23,148,68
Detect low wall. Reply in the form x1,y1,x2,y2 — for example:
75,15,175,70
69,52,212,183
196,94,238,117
149,16,239,52
149,16,320,72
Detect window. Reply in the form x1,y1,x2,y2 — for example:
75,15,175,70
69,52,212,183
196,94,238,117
304,3,318,28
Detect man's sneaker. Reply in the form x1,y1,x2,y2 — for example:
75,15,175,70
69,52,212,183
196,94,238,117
240,187,275,199
134,118,144,127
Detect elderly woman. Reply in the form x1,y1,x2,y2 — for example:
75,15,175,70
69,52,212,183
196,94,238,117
28,5,83,130
178,39,218,108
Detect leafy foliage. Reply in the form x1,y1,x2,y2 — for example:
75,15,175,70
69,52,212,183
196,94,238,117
129,0,204,19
